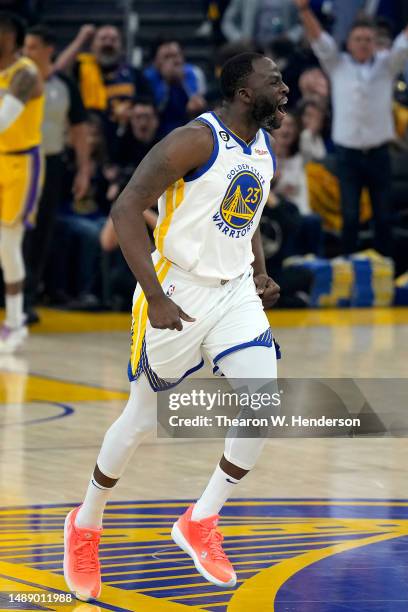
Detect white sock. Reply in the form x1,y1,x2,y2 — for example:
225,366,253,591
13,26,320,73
191,464,240,521
75,477,114,529
5,293,24,328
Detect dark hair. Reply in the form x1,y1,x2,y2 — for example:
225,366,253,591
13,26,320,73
150,36,180,60
349,16,376,34
27,24,56,46
220,52,264,101
215,41,255,69
133,95,157,111
0,11,26,48
374,16,394,38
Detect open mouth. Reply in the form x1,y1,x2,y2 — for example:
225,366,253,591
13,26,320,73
276,98,288,118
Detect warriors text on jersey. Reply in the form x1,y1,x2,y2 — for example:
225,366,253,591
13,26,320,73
154,111,276,280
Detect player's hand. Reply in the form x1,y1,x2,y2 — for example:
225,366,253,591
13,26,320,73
254,274,280,308
148,294,195,331
294,0,309,10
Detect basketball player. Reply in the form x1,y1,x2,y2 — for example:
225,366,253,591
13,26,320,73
64,52,289,600
0,12,44,352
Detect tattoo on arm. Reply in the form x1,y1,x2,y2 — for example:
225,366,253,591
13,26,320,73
10,68,38,103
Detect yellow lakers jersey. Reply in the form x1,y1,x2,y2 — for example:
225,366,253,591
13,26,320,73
0,57,44,152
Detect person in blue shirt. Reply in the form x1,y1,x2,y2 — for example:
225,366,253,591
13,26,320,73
143,38,207,137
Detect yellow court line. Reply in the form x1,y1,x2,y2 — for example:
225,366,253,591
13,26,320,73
80,542,322,567
267,307,408,328
12,306,408,335
234,557,307,565
0,372,127,405
11,500,402,512
0,560,203,612
105,558,300,579
103,564,197,574
154,540,347,559
117,579,242,591
164,588,235,601
108,571,205,583
106,560,289,582
227,529,408,611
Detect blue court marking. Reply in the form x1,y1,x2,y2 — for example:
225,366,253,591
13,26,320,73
275,536,408,611
0,402,74,428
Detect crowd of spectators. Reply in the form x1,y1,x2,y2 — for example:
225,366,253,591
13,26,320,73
12,0,408,318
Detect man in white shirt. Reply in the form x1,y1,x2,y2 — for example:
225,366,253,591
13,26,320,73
295,0,408,255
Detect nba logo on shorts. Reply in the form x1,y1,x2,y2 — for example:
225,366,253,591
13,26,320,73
166,284,176,297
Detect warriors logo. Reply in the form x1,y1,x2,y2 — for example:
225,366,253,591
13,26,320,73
220,170,263,230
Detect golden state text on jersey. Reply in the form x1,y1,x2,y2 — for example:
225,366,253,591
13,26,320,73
213,165,265,238
154,111,276,280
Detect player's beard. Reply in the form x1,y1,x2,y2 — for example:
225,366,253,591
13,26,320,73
252,95,280,130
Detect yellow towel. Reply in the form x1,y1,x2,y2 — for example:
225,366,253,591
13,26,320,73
306,162,372,232
77,53,107,111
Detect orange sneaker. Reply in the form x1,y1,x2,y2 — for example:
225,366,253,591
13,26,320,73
171,504,236,588
63,506,102,601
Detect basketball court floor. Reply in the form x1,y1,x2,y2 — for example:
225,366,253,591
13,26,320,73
1,306,408,611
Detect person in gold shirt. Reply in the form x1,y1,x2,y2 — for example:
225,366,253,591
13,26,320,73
0,12,44,352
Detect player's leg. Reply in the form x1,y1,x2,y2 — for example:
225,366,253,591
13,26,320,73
0,149,43,350
64,374,156,601
172,344,277,588
195,344,278,513
0,222,28,352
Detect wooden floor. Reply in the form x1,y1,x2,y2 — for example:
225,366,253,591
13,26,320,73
1,307,408,611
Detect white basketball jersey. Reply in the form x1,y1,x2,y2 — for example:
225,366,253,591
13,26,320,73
154,111,276,280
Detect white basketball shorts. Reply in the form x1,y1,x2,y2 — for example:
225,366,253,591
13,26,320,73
128,250,280,391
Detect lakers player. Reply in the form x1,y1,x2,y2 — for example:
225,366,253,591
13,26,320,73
64,53,288,600
0,12,44,352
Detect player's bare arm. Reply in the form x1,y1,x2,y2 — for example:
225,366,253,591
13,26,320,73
111,122,214,331
10,65,42,102
0,66,42,134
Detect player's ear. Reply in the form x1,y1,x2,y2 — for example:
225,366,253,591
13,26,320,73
237,87,252,105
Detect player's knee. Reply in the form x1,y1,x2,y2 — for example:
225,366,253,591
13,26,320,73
0,225,25,283
224,437,267,471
